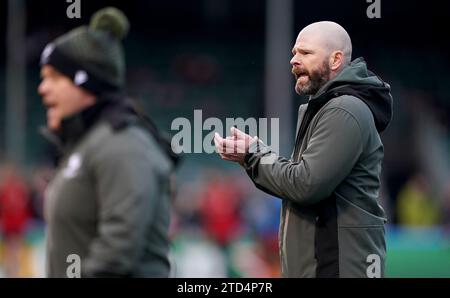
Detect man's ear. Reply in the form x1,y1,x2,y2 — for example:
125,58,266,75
329,51,344,71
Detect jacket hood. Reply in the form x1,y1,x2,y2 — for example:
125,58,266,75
311,57,393,132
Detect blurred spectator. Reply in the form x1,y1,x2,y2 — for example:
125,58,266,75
198,173,244,246
396,172,441,226
241,194,280,276
0,163,32,277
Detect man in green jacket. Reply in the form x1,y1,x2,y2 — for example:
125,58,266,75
215,21,393,278
38,7,178,277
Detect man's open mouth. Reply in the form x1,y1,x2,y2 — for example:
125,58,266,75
294,70,308,81
296,74,309,83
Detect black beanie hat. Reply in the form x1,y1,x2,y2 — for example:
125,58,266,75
40,7,129,95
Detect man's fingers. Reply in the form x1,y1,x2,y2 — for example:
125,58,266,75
225,140,248,154
214,132,222,142
219,153,234,161
231,127,257,149
215,138,244,154
215,132,251,156
215,137,247,163
231,127,250,140
214,133,226,153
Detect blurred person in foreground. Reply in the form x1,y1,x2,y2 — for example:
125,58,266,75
215,21,393,277
38,7,178,277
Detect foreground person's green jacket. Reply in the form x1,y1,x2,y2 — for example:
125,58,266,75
44,96,176,277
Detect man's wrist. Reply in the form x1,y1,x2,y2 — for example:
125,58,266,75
243,138,260,166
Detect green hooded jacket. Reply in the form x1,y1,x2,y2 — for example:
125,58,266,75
244,58,393,278
43,96,176,277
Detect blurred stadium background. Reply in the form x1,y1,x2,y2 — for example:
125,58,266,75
0,0,449,277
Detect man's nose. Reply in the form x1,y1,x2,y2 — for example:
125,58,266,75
38,81,50,103
290,55,301,67
38,81,45,95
